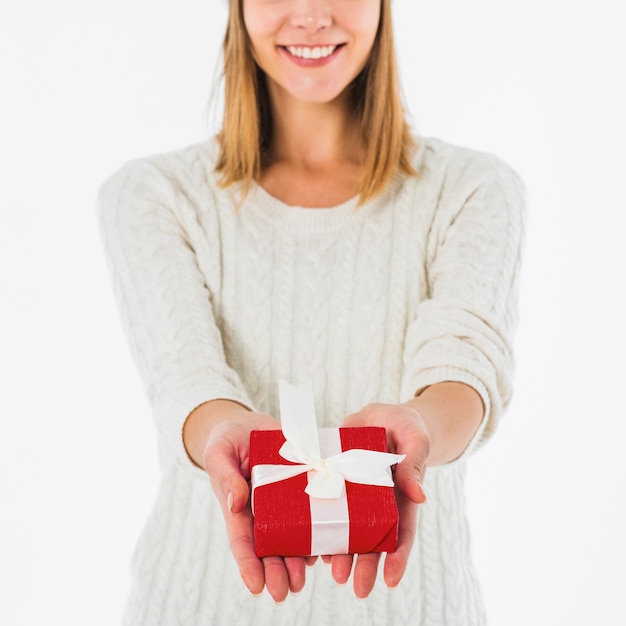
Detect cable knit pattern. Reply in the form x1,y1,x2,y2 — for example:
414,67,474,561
98,135,525,626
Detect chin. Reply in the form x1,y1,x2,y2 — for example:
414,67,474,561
287,82,348,106
297,93,343,105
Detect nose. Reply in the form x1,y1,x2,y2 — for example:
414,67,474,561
291,0,332,32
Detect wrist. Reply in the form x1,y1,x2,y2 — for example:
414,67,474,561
183,399,251,469
403,382,484,466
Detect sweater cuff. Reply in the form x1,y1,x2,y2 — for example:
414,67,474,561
155,383,255,478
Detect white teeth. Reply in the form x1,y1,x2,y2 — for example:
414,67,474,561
286,45,337,59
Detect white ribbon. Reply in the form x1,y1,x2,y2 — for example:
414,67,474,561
251,380,405,500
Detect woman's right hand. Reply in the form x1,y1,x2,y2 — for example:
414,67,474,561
185,402,316,602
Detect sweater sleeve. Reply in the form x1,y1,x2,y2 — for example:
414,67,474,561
97,157,254,475
400,151,526,460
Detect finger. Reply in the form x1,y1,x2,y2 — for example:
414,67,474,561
263,556,290,603
304,555,319,567
284,556,307,594
330,553,354,585
353,552,381,598
383,492,418,588
226,502,265,595
204,438,265,595
321,554,332,565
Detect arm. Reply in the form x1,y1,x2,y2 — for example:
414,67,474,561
98,158,308,601
333,153,526,597
400,153,527,452
98,158,254,471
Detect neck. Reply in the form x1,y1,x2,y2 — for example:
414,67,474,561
265,84,363,169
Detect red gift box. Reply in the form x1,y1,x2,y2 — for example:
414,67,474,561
249,426,400,558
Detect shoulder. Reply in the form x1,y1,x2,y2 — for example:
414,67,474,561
411,135,525,198
399,135,526,231
98,139,222,210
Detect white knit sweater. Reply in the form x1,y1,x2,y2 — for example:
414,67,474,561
98,135,525,626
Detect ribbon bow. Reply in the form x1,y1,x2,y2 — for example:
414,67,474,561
251,380,405,500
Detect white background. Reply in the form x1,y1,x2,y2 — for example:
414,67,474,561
1,1,624,624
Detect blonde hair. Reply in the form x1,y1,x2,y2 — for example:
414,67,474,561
215,0,417,203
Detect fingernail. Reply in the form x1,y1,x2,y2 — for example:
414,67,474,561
227,491,234,513
252,591,263,598
290,590,301,596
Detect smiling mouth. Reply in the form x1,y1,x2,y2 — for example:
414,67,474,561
282,44,344,60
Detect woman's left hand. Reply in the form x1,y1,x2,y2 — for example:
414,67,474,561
324,403,430,598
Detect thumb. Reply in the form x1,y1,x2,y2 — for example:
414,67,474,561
395,459,427,504
392,432,429,504
204,439,251,515
222,469,251,515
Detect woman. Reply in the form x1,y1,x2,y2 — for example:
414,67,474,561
98,0,525,624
